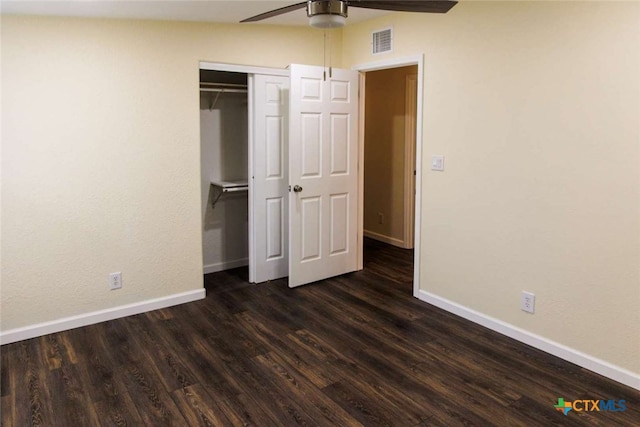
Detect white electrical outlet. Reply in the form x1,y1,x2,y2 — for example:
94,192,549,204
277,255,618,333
109,272,122,290
521,291,535,314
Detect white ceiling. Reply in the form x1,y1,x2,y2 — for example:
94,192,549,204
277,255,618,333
0,1,390,26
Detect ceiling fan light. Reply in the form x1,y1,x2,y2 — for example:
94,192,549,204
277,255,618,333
307,1,347,28
309,14,346,28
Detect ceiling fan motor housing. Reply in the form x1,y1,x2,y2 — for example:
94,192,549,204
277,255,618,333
307,0,348,28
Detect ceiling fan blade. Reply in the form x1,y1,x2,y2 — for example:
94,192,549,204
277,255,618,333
241,1,307,23
347,0,457,14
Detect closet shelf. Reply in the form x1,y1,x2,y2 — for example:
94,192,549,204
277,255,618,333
210,179,249,208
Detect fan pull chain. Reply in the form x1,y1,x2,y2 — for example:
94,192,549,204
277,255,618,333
323,30,327,81
322,30,334,81
328,29,332,78
322,30,327,82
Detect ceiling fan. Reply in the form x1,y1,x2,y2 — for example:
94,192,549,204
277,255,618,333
241,0,458,29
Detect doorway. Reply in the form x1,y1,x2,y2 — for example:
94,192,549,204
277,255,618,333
353,55,424,297
198,62,289,284
200,69,250,275
362,65,418,250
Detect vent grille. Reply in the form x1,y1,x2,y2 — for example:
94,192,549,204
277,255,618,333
372,28,392,54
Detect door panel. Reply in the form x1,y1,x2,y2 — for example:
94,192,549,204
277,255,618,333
330,193,349,255
301,114,322,177
266,116,284,179
266,197,284,260
301,196,322,261
251,74,289,283
330,114,349,175
289,64,359,288
330,79,351,102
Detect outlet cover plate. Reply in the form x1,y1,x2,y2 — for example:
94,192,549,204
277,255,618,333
109,272,122,290
521,291,535,314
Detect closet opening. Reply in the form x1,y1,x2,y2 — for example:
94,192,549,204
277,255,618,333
200,70,250,278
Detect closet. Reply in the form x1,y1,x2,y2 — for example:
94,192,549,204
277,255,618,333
199,62,359,288
200,70,250,274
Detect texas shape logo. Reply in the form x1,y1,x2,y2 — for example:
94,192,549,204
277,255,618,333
554,398,573,416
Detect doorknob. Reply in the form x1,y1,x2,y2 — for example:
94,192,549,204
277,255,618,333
293,185,303,193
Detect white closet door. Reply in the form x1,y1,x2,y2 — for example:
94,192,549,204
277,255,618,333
288,64,359,288
250,74,290,283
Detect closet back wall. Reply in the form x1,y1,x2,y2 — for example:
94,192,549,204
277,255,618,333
1,15,342,337
201,92,249,273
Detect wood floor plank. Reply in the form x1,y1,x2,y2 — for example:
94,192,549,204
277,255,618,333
210,349,317,426
11,339,56,427
65,325,127,405
159,322,273,427
161,320,296,425
154,319,235,395
321,380,402,426
236,312,337,388
2,346,22,427
252,351,360,427
332,273,427,322
121,314,197,393
1,394,16,427
94,391,145,427
1,343,13,398
99,318,146,367
408,361,528,426
171,384,233,427
271,348,337,390
40,335,63,371
118,360,189,426
46,363,101,427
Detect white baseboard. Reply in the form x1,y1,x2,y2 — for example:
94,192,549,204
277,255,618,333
203,258,249,274
416,289,640,391
363,230,406,248
0,289,206,345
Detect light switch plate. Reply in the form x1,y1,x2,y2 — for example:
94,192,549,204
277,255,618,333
431,155,445,171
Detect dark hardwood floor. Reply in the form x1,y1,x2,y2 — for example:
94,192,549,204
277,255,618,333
2,238,639,426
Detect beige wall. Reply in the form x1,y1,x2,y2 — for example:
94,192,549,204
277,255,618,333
364,66,417,245
344,1,640,375
0,15,341,332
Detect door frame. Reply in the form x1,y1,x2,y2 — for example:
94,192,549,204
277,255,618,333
352,55,424,298
404,73,418,249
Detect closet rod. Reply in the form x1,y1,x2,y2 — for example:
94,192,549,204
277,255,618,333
200,82,247,91
201,82,246,87
200,88,247,94
200,83,247,109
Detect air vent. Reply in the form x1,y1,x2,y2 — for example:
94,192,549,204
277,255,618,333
372,27,392,55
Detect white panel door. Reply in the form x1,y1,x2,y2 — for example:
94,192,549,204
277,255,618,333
288,64,359,288
250,74,289,283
